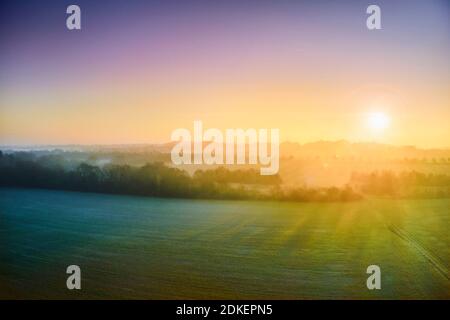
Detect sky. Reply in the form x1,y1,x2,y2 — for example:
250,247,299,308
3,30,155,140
0,0,449,147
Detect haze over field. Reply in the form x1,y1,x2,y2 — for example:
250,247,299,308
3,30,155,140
2,141,450,188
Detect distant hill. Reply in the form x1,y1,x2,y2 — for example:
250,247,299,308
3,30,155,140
2,140,450,160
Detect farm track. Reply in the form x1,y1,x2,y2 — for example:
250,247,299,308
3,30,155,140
387,223,449,280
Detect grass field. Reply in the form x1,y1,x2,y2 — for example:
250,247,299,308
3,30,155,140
0,188,448,299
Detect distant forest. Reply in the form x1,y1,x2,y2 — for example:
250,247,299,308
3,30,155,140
1,151,449,201
350,171,450,198
0,151,361,202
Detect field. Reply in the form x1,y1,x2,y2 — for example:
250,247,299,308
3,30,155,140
0,188,448,299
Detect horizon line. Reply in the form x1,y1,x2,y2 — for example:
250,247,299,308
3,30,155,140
1,140,450,151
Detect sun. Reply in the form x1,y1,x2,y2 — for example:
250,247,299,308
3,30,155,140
367,112,390,131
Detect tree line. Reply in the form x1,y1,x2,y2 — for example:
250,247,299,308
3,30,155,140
0,151,361,202
350,170,450,198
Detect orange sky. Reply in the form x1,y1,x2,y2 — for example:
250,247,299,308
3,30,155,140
1,1,449,148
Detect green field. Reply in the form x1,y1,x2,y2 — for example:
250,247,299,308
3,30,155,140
0,188,448,299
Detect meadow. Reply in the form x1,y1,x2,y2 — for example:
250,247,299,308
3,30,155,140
0,187,448,299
